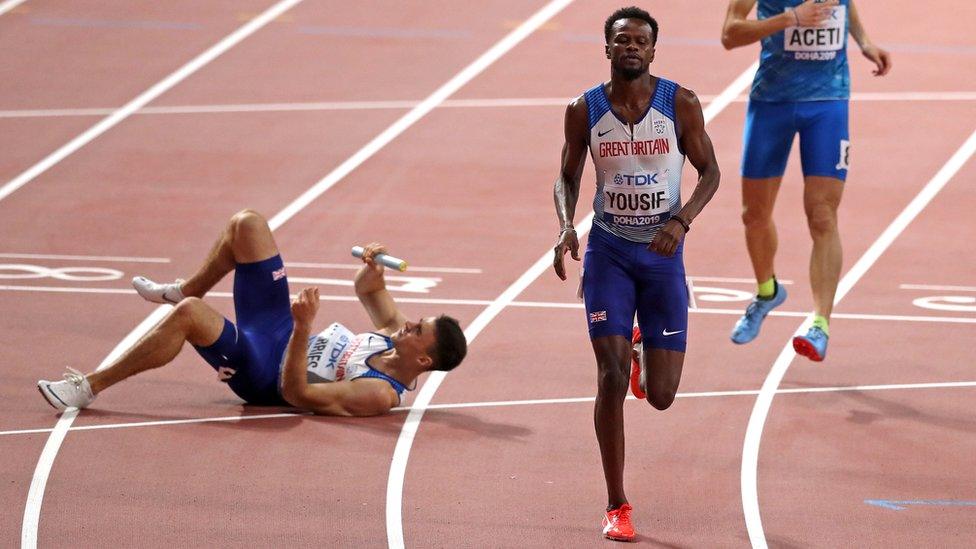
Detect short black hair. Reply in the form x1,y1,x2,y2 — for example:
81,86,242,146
604,6,658,45
430,315,467,372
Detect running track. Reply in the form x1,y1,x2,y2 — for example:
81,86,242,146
1,1,974,547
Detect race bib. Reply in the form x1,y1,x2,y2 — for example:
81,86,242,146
784,5,846,61
603,171,671,227
306,322,357,382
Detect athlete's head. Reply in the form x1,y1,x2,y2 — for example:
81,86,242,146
392,315,467,372
604,7,658,80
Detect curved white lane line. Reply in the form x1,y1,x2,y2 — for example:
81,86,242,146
384,57,759,547
18,0,307,546
741,127,976,548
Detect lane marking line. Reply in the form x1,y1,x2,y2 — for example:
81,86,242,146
19,1,308,546
3,91,976,119
900,283,976,292
4,284,974,324
741,127,976,548
0,0,304,204
0,0,29,18
5,379,974,438
381,3,582,546
0,252,170,263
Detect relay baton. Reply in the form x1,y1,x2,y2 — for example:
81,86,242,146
351,246,408,272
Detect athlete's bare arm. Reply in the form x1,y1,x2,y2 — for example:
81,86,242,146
649,88,720,257
721,0,838,49
354,242,407,334
552,95,589,281
848,0,891,76
279,287,398,416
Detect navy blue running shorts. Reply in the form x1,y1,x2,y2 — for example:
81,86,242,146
192,255,293,405
581,224,688,352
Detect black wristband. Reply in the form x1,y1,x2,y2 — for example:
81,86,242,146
671,214,690,233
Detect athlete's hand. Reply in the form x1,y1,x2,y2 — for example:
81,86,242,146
552,228,580,281
648,220,685,257
861,43,891,76
793,0,838,27
354,242,387,294
291,287,320,329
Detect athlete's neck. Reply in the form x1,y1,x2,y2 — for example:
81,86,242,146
372,349,419,387
606,73,656,123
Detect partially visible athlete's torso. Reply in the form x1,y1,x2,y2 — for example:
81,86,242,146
751,0,850,101
584,77,685,243
279,322,408,399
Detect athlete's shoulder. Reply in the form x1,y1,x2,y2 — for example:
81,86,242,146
674,85,702,110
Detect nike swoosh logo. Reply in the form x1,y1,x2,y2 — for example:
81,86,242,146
597,128,613,137
662,329,684,336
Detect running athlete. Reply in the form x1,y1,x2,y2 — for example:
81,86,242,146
722,0,891,360
551,7,720,542
37,210,467,416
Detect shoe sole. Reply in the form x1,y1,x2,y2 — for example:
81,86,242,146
792,337,825,362
604,532,636,542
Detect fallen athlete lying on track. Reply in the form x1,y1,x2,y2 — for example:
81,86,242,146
38,209,467,416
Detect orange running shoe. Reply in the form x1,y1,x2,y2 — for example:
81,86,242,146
629,326,645,399
602,503,636,542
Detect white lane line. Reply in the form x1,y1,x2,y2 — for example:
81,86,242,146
385,56,758,549
0,252,169,263
741,127,976,549
900,283,976,292
7,379,974,438
284,261,482,274
0,0,304,204
4,284,974,324
0,0,28,18
18,0,308,546
381,2,580,545
3,91,976,119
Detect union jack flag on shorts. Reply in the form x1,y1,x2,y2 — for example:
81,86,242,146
589,310,607,323
272,267,287,281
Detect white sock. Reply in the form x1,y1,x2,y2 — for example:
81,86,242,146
132,276,185,304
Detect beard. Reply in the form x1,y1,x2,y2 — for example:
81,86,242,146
616,65,645,80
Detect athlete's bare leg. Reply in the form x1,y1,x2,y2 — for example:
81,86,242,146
592,335,632,510
90,210,281,394
181,209,280,297
86,297,226,394
741,177,784,284
803,176,844,319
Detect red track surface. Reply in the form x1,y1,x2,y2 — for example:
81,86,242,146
2,1,974,547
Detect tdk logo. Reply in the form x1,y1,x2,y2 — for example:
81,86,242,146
613,173,659,186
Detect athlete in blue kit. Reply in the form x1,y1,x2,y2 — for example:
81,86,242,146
38,210,467,416
551,7,720,541
722,0,891,360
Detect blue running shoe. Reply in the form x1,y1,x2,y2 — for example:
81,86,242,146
793,326,828,361
730,284,788,344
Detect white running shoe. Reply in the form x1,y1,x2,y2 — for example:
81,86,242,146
38,368,95,411
132,276,185,304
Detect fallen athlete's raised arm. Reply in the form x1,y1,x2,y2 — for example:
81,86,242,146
354,243,407,334
552,95,589,281
721,0,838,50
649,87,720,257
